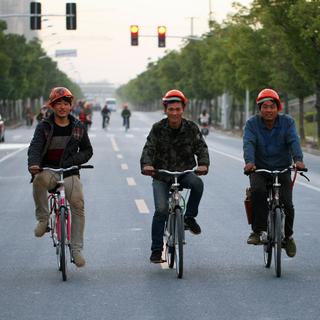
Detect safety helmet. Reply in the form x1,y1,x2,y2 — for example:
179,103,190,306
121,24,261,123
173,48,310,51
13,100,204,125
256,88,282,111
162,89,187,106
48,87,74,106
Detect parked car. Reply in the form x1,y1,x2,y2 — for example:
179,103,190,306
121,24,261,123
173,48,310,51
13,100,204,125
0,114,5,142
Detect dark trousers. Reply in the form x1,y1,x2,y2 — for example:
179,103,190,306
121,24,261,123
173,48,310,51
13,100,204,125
151,173,204,251
249,172,294,238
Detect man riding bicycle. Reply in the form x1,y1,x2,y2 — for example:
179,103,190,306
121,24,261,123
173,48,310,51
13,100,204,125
28,87,93,267
140,89,210,263
243,88,305,257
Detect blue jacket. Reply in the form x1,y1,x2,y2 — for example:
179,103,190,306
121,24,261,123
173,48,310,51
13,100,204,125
243,114,303,170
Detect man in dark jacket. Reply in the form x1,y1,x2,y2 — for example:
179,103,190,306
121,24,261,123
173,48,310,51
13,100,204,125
28,87,93,267
140,89,210,263
243,88,305,258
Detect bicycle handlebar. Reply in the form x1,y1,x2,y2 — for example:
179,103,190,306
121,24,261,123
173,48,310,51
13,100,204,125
42,165,94,172
156,167,198,176
244,166,308,176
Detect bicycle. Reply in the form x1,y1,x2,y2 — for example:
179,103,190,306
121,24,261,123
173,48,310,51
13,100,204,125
246,166,308,277
44,164,93,281
157,168,196,279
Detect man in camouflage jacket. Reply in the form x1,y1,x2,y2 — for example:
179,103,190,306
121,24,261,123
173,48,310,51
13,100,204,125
140,89,210,263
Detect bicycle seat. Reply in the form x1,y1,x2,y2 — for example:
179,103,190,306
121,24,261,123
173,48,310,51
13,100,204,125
48,184,61,194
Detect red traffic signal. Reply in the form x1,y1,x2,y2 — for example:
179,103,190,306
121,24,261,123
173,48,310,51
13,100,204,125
130,25,139,46
158,26,166,48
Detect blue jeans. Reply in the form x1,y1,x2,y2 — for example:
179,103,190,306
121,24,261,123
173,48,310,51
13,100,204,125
151,173,204,251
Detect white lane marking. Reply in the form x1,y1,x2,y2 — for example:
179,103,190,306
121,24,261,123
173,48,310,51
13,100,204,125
127,177,136,186
110,136,119,151
135,199,149,214
296,181,320,193
12,135,22,140
0,145,29,163
121,163,128,170
0,143,29,150
117,154,123,159
209,145,320,193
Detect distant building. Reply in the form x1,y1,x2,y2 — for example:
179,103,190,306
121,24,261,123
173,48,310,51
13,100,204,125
79,82,116,105
0,0,38,41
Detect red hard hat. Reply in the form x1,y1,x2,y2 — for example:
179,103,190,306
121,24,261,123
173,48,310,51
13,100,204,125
256,88,282,111
162,89,187,106
48,87,74,106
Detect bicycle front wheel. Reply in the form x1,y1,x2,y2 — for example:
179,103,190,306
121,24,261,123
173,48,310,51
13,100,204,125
263,213,273,268
59,207,68,281
174,208,184,279
165,215,175,268
274,208,283,277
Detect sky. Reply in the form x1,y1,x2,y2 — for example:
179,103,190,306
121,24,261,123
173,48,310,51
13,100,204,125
40,0,252,86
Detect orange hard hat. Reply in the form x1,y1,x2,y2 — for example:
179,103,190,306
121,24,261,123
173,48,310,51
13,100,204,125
256,88,282,111
48,87,74,106
162,89,188,106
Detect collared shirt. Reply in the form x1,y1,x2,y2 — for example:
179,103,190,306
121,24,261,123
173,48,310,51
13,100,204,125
243,114,303,170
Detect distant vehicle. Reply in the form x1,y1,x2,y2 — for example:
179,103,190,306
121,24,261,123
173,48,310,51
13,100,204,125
0,114,5,142
105,98,117,112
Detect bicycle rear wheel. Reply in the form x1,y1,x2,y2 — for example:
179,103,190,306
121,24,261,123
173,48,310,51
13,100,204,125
274,208,282,277
174,208,184,279
165,215,175,268
59,207,68,281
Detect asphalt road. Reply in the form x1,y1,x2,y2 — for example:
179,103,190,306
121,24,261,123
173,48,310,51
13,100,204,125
0,111,319,320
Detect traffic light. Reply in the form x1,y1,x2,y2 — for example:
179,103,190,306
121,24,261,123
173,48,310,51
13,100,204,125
130,25,139,46
30,2,41,30
158,26,166,48
66,3,77,30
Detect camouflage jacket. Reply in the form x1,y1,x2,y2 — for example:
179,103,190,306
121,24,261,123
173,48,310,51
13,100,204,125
140,118,210,183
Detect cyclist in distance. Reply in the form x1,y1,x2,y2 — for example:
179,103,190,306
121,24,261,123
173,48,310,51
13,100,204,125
121,103,131,130
140,89,210,263
101,101,111,128
243,88,305,257
28,87,93,267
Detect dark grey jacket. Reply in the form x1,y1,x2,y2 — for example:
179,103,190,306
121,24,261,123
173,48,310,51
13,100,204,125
28,113,93,176
140,118,210,183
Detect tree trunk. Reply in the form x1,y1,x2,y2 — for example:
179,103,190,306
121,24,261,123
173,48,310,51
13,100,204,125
298,96,305,144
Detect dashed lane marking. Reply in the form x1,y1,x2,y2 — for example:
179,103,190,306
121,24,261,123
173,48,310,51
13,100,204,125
127,177,136,186
134,199,149,214
110,136,119,151
121,163,128,170
117,154,123,159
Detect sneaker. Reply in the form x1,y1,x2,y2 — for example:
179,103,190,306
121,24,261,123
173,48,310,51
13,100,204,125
34,221,49,237
247,232,261,245
150,250,163,263
184,217,201,235
284,237,296,258
72,250,86,267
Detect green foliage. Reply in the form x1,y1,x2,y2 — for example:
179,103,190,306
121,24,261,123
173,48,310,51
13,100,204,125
0,26,82,101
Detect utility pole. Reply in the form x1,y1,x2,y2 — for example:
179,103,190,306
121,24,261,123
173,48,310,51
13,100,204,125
186,16,198,36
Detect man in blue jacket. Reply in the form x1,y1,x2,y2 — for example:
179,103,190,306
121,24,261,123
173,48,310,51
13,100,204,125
243,88,305,258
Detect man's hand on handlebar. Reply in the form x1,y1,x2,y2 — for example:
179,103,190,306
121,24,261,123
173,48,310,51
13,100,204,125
294,161,305,171
142,165,155,176
244,163,256,174
196,165,208,176
28,165,41,175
